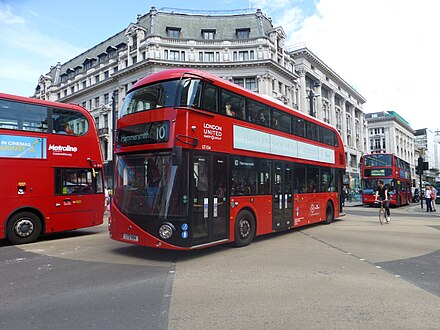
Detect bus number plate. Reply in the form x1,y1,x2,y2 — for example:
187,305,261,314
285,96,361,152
123,233,139,242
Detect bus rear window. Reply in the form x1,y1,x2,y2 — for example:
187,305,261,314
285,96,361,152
119,80,180,117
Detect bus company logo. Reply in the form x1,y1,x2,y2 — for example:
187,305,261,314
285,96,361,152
48,144,78,156
203,123,222,141
310,203,320,215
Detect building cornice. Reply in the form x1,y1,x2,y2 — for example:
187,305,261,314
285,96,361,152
291,46,366,103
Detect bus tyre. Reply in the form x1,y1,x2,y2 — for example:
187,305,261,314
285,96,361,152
325,202,334,224
233,210,255,247
7,212,42,245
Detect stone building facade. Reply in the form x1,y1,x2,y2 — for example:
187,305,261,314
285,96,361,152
365,111,416,175
34,7,366,188
291,47,367,198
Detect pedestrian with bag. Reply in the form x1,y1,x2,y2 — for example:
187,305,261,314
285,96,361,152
425,186,433,212
430,186,437,212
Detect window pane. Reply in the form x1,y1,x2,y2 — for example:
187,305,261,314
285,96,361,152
248,100,270,126
272,109,291,133
53,108,89,135
120,80,180,117
55,168,100,195
0,99,48,132
221,90,245,119
201,84,218,113
292,116,306,137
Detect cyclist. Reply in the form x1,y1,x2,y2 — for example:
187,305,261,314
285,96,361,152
375,179,390,223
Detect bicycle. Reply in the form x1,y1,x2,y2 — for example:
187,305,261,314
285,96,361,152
375,199,387,225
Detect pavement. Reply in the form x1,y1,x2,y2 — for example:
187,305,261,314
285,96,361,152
344,200,440,216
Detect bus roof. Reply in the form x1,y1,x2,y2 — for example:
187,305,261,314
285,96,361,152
130,68,339,134
0,92,85,112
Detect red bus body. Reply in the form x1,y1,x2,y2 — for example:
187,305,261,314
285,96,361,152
0,93,105,244
361,153,411,206
109,69,346,250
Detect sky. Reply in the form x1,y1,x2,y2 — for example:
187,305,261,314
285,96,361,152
0,0,439,131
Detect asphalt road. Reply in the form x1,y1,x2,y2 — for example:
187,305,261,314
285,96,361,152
1,205,439,329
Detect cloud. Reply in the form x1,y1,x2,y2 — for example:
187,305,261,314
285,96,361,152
0,3,26,25
0,3,84,96
277,0,440,130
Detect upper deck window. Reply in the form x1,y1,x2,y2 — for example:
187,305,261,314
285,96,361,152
53,108,89,136
119,80,180,118
0,99,48,132
364,154,392,167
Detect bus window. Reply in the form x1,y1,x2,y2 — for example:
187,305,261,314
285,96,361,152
306,167,319,193
55,168,103,195
292,116,306,138
320,126,336,146
201,83,218,113
306,121,319,142
53,108,89,136
293,165,306,193
120,80,180,117
180,79,203,108
0,99,48,132
271,109,291,133
221,90,245,119
248,100,269,126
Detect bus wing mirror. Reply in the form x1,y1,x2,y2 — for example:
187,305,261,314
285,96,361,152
172,146,182,166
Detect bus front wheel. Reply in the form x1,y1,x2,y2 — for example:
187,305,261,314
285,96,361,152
7,212,42,245
233,210,255,247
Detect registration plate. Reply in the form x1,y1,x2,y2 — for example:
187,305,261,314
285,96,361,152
122,233,139,242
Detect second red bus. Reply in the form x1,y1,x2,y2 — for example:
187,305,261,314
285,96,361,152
361,153,412,206
0,93,105,244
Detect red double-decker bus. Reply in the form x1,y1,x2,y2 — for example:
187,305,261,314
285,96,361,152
361,153,411,206
109,69,346,250
0,93,105,244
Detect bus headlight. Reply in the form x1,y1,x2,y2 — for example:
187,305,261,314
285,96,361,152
159,223,174,240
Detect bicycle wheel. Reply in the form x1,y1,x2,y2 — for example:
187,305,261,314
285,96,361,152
378,208,385,225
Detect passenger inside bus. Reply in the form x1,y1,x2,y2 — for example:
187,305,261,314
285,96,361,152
225,102,235,117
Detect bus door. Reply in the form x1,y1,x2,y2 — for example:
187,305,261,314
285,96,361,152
273,161,293,230
51,168,102,232
190,153,228,246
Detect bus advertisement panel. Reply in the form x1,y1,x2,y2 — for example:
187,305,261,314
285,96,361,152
109,69,346,250
0,93,105,244
361,153,411,206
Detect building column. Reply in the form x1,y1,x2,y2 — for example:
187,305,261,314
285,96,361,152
297,67,307,114
330,89,336,126
341,100,347,146
315,82,322,121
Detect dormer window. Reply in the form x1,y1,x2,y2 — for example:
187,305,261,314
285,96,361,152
236,28,250,39
166,27,181,38
202,29,216,40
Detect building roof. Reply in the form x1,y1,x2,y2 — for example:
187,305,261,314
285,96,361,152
45,7,275,81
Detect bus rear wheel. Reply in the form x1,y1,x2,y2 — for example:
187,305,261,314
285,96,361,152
325,202,334,224
233,210,255,247
7,212,42,245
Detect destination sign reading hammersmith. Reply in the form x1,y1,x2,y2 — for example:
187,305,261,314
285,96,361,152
117,121,169,146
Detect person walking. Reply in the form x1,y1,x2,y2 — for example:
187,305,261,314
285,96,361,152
430,185,437,212
425,186,433,212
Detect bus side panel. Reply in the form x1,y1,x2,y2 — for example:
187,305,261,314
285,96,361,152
0,162,52,237
294,193,338,226
228,195,273,241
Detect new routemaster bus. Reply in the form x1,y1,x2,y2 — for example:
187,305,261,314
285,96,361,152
0,93,104,244
361,153,411,206
109,69,346,250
